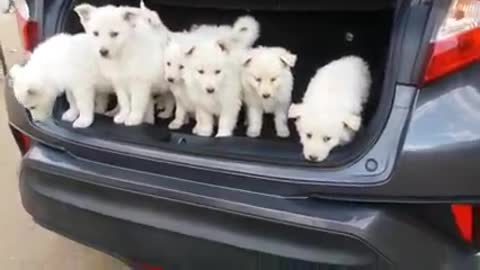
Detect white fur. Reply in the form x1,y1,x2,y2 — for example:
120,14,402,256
137,0,169,33
136,2,175,120
229,16,260,49
9,33,111,128
163,33,198,129
241,46,296,138
189,15,260,50
288,55,371,162
164,16,259,131
155,91,175,119
184,40,242,137
75,4,169,126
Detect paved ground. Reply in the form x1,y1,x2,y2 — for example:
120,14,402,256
0,13,128,270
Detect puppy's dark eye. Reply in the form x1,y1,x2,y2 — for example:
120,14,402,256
323,136,331,142
93,31,99,37
306,133,312,139
110,31,119,38
179,65,184,70
215,69,221,75
271,77,277,82
198,69,204,74
28,106,36,110
167,62,171,66
255,77,262,83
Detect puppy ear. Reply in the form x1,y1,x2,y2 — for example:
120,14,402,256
241,51,253,67
123,9,139,27
276,48,297,68
9,64,23,80
243,57,252,67
288,103,303,120
185,46,195,57
146,11,164,29
217,40,230,54
140,0,147,10
74,4,95,26
343,114,362,132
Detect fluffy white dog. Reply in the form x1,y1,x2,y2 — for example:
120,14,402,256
184,39,243,137
241,47,297,138
165,15,260,132
163,33,198,129
10,33,111,128
288,55,371,162
133,1,175,120
75,4,169,126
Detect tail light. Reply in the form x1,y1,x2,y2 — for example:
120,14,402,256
10,126,32,155
423,0,480,84
451,204,473,243
130,262,163,270
15,0,38,51
451,204,480,246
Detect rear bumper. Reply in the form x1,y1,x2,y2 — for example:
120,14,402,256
19,144,477,270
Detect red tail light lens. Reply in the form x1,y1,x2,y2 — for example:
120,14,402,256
15,2,38,51
10,127,32,155
451,204,473,243
423,0,480,84
424,28,480,84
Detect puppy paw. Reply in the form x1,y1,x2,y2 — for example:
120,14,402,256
195,126,213,137
125,114,143,126
168,120,184,130
62,109,79,122
114,111,129,124
246,128,261,138
72,117,93,128
215,130,233,138
276,126,290,138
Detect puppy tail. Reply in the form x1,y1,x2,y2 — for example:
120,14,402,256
229,16,260,49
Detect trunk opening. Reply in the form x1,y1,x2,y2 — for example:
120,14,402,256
60,0,395,167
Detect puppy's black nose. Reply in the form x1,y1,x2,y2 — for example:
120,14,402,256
308,155,318,162
206,87,215,94
167,77,175,83
262,93,271,99
99,48,109,57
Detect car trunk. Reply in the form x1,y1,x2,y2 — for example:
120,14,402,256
59,0,396,167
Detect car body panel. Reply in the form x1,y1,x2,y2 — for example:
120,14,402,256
6,0,480,268
20,144,477,269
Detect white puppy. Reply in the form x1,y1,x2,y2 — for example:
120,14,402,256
241,47,297,138
75,4,169,126
184,40,242,137
165,16,260,131
163,33,198,129
288,55,371,162
133,1,175,120
10,33,111,128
